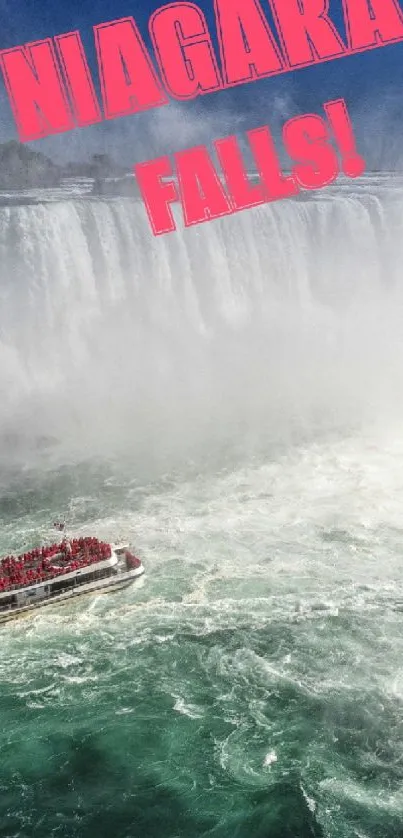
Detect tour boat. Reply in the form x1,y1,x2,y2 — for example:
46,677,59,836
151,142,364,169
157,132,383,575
0,536,145,624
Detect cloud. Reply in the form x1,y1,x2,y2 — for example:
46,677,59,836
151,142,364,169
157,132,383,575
351,88,403,170
27,79,298,166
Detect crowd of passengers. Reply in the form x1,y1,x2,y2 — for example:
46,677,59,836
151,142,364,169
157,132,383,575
0,537,112,592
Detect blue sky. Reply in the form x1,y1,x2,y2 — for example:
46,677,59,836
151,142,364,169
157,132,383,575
0,0,402,168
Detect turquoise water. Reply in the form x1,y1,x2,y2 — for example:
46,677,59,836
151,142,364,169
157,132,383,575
1,431,403,837
1,175,403,834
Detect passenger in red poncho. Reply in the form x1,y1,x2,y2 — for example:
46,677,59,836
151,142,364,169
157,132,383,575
125,551,141,570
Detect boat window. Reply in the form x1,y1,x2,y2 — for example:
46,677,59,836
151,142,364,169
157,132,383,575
50,577,76,594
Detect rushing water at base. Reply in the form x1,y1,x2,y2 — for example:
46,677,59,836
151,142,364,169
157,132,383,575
1,175,403,836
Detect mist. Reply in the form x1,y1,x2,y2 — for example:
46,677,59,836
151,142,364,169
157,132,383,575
0,171,402,475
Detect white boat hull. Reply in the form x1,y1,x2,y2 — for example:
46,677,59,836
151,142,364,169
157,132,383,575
0,561,144,625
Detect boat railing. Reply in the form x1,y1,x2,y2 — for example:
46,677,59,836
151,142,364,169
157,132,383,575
0,554,113,597
0,576,58,596
0,581,90,613
0,565,120,613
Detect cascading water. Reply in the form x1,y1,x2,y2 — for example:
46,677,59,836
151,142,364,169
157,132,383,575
1,174,403,467
1,174,403,838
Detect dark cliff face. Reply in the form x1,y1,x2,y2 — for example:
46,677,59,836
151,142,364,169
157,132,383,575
0,141,61,188
64,154,127,180
0,144,128,189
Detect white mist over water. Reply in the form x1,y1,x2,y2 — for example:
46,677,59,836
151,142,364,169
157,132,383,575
2,175,403,838
0,174,403,469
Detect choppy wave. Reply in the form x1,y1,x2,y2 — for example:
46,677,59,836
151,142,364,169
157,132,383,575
0,176,403,836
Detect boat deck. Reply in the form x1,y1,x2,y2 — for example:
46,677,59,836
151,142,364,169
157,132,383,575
0,564,145,624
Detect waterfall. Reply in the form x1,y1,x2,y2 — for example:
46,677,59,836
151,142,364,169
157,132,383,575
0,175,402,463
